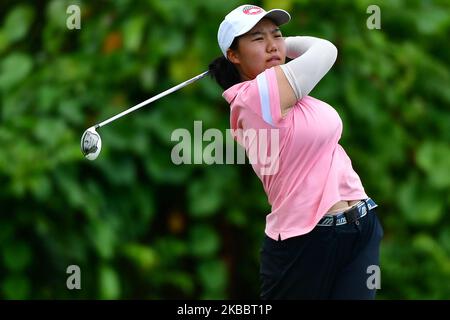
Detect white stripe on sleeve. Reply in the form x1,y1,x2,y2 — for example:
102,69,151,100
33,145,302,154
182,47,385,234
256,72,274,125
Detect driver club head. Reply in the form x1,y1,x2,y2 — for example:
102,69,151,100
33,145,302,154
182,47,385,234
81,127,102,161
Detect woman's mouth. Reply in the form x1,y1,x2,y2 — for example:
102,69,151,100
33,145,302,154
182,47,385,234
267,56,281,64
267,56,281,65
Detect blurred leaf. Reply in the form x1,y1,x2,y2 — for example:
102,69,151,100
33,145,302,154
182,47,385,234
34,118,68,148
89,220,117,259
412,234,450,271
415,8,449,35
29,174,52,201
2,241,32,272
46,0,73,28
439,228,450,257
189,225,220,257
97,156,136,186
0,53,33,91
263,0,294,12
151,0,196,25
416,142,450,189
188,178,223,217
164,271,195,296
37,85,60,112
3,5,34,42
99,265,121,299
122,243,158,271
58,99,84,125
198,260,227,298
398,176,444,226
154,238,188,264
2,274,30,299
170,53,202,83
0,224,14,244
145,150,193,184
122,16,146,52
187,166,237,217
140,67,156,90
54,170,90,211
0,30,8,53
227,208,247,227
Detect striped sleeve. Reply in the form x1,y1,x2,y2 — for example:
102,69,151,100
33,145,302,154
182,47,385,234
241,67,282,127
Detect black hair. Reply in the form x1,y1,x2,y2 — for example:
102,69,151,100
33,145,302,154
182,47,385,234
208,38,241,90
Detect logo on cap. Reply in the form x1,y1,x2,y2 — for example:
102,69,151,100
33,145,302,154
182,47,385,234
242,5,263,15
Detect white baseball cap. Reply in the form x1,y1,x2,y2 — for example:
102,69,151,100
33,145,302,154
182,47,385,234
218,4,291,57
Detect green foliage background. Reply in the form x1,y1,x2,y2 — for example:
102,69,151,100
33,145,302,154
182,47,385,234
0,0,449,299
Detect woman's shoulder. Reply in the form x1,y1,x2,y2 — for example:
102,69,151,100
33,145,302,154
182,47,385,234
223,67,279,104
222,80,252,104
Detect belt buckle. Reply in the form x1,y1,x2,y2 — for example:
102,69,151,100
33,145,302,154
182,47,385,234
344,206,359,224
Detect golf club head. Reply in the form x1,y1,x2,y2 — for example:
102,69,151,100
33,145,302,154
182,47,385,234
81,127,102,161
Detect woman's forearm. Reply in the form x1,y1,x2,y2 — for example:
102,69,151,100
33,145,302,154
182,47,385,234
284,36,336,59
280,36,338,99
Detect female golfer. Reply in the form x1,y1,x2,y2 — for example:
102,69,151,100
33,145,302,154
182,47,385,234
208,5,384,299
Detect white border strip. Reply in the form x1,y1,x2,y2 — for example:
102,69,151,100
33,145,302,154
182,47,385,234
256,73,273,125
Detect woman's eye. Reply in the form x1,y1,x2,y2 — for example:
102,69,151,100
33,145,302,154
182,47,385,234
275,34,282,38
253,37,263,41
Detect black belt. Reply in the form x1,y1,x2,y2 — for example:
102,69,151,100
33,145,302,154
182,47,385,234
316,198,377,227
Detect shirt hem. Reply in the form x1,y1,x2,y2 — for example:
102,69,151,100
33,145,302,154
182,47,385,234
265,193,370,241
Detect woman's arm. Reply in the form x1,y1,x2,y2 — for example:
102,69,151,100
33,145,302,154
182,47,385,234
275,36,338,116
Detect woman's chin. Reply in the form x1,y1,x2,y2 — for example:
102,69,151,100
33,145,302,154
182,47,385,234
266,60,282,68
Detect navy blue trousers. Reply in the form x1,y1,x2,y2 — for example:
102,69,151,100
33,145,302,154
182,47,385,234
260,209,383,299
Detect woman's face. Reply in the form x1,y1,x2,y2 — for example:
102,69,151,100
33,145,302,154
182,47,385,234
227,18,286,81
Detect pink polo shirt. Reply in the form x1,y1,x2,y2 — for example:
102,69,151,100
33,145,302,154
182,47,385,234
223,67,368,240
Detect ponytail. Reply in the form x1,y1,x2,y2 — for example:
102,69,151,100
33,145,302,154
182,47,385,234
208,38,241,90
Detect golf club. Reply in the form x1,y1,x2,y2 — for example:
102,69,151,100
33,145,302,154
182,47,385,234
81,70,209,160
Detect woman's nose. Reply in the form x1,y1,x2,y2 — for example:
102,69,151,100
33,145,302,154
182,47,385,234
267,38,277,52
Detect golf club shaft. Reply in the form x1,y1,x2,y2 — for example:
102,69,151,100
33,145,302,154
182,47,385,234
95,70,209,129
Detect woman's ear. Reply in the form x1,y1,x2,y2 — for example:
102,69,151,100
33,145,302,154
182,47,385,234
227,49,240,65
